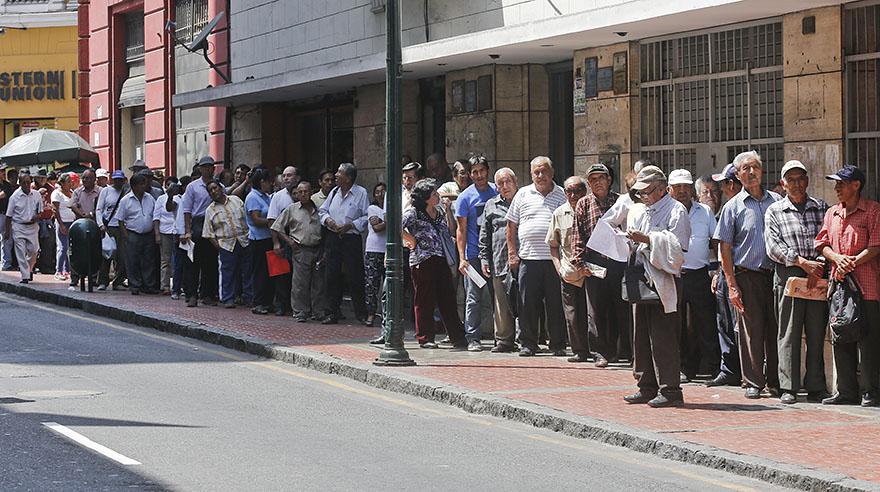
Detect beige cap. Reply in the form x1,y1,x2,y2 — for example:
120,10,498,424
630,165,667,191
667,169,693,186
780,160,807,177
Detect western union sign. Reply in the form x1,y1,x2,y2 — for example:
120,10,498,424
0,71,67,102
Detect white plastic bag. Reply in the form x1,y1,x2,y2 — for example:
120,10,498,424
101,234,116,260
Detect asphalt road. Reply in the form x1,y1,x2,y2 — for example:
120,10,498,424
0,292,788,492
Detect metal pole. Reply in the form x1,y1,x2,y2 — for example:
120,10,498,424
375,0,414,367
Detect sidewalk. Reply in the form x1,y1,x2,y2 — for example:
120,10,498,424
2,271,878,491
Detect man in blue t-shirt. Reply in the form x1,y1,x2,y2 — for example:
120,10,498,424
455,155,498,352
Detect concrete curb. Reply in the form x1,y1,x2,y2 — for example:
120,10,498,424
3,280,877,492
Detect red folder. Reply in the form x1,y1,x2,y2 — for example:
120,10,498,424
266,250,291,277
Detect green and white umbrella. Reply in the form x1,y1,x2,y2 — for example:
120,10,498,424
0,129,99,166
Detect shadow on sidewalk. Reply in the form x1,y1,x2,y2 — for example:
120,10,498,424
680,402,783,412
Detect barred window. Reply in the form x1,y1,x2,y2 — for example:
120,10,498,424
175,0,209,43
845,2,880,198
639,20,784,184
125,12,144,62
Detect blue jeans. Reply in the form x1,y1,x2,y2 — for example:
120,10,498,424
56,221,73,275
463,257,485,343
218,241,253,304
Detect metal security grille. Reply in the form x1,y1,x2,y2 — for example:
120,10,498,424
174,0,209,43
125,13,144,62
845,1,880,197
639,20,784,183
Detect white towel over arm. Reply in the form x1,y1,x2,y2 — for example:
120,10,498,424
636,230,684,313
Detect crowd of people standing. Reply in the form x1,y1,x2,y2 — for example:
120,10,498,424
0,149,877,409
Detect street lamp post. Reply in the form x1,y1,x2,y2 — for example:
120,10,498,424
374,0,414,367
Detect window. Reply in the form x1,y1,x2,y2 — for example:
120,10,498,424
639,21,784,184
845,1,880,197
125,12,144,62
175,0,209,43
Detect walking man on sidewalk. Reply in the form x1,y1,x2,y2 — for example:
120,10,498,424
715,151,781,399
506,156,567,357
707,163,743,387
116,174,158,295
455,155,498,352
95,170,129,290
572,163,626,367
548,176,590,363
624,166,691,408
271,181,325,321
668,169,719,382
763,160,828,404
816,165,880,407
181,156,220,307
4,170,42,283
479,168,518,353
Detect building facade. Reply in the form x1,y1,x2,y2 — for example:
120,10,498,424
79,0,228,176
0,0,79,146
169,0,872,205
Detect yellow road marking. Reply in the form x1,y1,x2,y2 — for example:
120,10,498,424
3,292,758,488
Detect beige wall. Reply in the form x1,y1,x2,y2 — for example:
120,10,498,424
782,5,844,206
444,64,549,181
572,42,639,186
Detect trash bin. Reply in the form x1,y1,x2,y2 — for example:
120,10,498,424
68,218,101,292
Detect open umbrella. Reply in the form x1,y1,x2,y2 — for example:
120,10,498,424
0,129,99,166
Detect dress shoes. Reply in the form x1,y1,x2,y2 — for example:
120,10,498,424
551,349,567,357
623,391,657,404
647,394,684,408
490,344,517,353
822,393,859,405
594,356,609,368
806,390,830,403
861,392,879,407
369,337,385,345
706,374,740,387
744,386,762,399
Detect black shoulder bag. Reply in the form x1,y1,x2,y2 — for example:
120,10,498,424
828,274,867,345
621,249,661,304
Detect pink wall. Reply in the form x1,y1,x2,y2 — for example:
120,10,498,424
80,0,228,176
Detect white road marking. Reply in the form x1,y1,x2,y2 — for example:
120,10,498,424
42,422,141,466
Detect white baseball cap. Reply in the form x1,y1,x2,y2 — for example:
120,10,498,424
668,169,693,186
780,160,807,177
95,169,109,178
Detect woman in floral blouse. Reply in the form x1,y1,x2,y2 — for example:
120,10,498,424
402,179,468,350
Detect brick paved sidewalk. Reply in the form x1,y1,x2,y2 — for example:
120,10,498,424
3,271,879,486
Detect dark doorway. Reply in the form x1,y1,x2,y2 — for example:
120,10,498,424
548,61,574,181
420,76,446,162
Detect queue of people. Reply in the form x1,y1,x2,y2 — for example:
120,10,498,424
1,150,878,409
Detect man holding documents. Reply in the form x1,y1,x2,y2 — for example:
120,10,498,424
764,160,828,404
547,176,590,362
455,156,498,352
572,163,627,367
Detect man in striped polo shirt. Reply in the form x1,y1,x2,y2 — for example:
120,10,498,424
506,156,568,357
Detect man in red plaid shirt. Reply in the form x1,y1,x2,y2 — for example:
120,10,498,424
815,165,880,407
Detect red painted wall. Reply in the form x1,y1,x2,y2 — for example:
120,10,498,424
80,0,228,176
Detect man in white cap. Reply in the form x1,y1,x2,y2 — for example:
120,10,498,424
624,165,690,407
764,160,829,404
668,169,719,383
95,168,109,188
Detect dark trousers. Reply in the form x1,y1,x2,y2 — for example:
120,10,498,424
634,302,682,397
325,233,367,320
679,267,720,378
562,280,589,355
273,245,292,314
584,254,630,360
715,270,741,379
773,265,827,393
218,242,253,304
833,300,880,399
411,256,466,346
124,231,158,291
518,259,566,351
172,235,189,296
99,225,127,287
186,235,218,300
37,219,56,274
250,238,274,308
736,269,779,390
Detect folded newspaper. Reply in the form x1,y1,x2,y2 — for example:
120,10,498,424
783,276,828,301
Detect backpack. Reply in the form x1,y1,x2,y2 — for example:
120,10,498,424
828,274,867,345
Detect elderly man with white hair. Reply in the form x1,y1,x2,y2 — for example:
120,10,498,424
506,156,568,357
714,150,781,399
479,167,519,352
